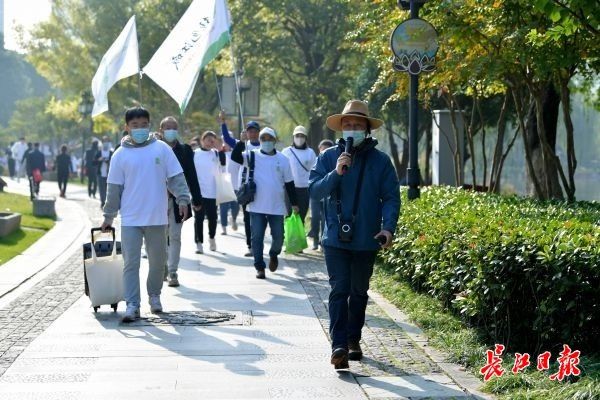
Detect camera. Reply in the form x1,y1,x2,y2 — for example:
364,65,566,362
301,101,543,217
338,219,354,243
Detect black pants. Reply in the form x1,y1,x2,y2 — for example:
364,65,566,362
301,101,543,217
8,159,15,178
243,204,252,248
87,171,97,196
57,174,68,194
28,175,40,199
285,187,310,223
324,246,377,350
194,198,217,243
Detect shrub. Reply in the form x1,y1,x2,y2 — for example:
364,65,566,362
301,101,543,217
380,186,600,353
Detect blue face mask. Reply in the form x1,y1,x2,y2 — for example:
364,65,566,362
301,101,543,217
163,129,178,143
342,130,366,147
131,128,150,144
260,141,275,153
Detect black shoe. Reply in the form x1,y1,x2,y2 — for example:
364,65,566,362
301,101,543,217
244,248,253,257
268,255,278,272
348,340,363,361
331,348,349,370
256,269,266,279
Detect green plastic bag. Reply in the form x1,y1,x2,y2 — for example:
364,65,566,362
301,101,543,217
284,213,308,254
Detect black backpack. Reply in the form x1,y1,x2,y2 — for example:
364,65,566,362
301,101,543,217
236,150,256,206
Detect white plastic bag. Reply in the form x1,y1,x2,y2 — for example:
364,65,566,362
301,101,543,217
85,240,124,307
216,168,237,204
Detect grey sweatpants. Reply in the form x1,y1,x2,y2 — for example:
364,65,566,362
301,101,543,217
121,225,168,308
167,201,183,274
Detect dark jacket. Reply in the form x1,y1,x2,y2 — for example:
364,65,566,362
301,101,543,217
309,137,400,251
26,150,46,176
85,148,99,175
55,153,72,177
171,141,203,222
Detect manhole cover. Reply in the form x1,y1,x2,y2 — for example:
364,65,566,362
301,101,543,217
123,311,252,326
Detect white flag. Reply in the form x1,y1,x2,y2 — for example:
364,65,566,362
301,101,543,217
91,16,139,117
143,0,231,112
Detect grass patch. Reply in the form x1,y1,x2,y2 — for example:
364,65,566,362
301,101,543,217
0,192,56,265
372,267,600,400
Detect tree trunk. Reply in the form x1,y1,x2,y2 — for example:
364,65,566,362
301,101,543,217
559,75,577,202
385,122,402,179
525,83,563,200
490,91,509,193
308,117,326,151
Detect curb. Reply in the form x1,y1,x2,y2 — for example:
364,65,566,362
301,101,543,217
369,290,494,400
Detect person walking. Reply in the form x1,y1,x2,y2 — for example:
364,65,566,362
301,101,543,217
101,107,191,323
160,116,202,287
231,127,299,279
85,141,100,198
7,143,16,178
97,136,113,208
11,138,27,182
309,100,400,369
55,145,73,197
193,131,225,254
282,126,317,223
219,112,261,257
26,143,46,200
308,139,335,250
219,141,240,235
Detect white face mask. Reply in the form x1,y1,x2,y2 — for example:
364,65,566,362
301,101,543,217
293,137,306,147
342,130,366,147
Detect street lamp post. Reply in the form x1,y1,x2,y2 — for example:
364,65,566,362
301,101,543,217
391,0,438,200
78,92,94,182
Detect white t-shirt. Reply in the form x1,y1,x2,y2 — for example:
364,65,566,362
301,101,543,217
194,148,220,199
107,140,183,227
281,146,317,188
242,149,293,216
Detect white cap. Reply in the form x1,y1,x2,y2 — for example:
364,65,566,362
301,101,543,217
293,125,308,136
259,127,277,139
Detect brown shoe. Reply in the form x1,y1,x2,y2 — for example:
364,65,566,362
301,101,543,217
256,269,266,279
268,255,278,272
331,348,349,370
348,340,363,361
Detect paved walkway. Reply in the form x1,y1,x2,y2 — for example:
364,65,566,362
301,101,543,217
0,177,488,399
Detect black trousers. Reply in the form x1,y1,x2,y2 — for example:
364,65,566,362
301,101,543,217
194,198,217,243
28,175,40,199
243,204,252,248
8,159,16,177
57,174,68,194
87,171,97,196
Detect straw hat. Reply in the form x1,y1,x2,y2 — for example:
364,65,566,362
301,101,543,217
326,100,383,132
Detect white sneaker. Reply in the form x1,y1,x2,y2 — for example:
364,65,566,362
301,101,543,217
209,238,217,251
149,295,163,313
196,242,203,254
221,226,227,235
122,305,140,323
231,219,238,231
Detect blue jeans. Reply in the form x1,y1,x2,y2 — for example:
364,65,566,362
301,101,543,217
250,212,284,270
324,245,377,350
220,200,240,227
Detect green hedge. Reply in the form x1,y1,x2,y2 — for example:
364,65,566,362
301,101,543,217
380,186,600,353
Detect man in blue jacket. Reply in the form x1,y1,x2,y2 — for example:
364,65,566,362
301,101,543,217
309,100,400,370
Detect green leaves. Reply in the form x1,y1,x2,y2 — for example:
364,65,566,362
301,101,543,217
379,186,600,353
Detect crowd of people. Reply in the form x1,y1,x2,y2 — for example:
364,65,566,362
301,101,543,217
5,99,400,370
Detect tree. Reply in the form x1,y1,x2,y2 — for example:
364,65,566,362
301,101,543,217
0,48,49,128
228,0,359,149
352,0,600,201
23,0,220,138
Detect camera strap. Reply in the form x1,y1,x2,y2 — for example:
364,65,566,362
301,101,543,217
336,155,367,223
